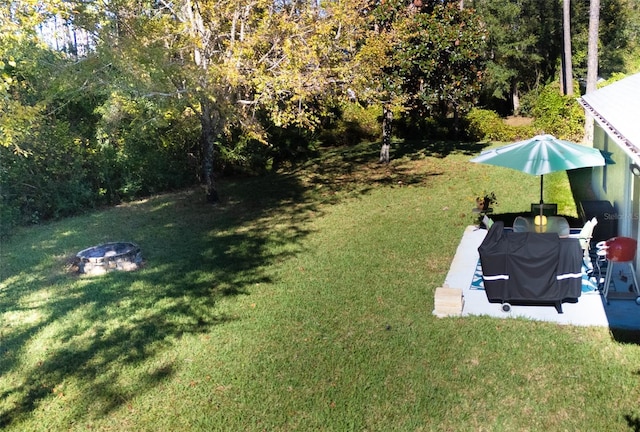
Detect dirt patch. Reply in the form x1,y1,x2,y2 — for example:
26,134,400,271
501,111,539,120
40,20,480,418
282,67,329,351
504,116,534,127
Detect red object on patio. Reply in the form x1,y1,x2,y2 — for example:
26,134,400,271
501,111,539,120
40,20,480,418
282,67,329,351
604,237,637,262
599,236,639,304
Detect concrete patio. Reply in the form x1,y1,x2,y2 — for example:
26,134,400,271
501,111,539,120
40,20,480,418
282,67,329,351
436,225,640,329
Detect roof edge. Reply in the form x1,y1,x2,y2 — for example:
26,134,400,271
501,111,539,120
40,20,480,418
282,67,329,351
578,96,640,166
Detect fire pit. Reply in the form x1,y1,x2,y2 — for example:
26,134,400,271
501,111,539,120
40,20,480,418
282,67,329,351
76,242,142,276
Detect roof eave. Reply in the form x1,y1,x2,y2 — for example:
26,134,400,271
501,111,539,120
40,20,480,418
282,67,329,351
578,96,640,167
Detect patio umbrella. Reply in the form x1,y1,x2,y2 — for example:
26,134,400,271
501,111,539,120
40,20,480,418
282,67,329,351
470,134,606,210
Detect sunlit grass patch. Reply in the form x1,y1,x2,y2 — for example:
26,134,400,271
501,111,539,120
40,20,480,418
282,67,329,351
1,140,640,430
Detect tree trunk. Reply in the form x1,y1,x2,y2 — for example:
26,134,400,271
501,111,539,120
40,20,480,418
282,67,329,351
379,104,392,164
452,106,460,137
584,0,600,144
586,0,600,94
200,99,220,203
511,81,520,115
562,0,574,96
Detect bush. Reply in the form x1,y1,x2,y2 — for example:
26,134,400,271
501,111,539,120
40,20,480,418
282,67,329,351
0,202,20,239
465,108,507,141
395,114,453,140
319,103,380,146
463,108,538,141
93,95,201,201
523,82,585,141
0,120,98,225
0,94,202,234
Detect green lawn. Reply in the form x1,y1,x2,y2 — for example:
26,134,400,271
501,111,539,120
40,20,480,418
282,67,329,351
2,140,640,431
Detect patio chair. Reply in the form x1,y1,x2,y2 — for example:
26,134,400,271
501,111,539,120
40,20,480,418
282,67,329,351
531,203,558,216
512,215,531,233
568,217,598,269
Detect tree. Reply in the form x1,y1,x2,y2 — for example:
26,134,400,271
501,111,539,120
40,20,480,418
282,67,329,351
561,0,574,96
586,0,601,93
352,0,407,164
0,0,60,152
354,0,487,163
78,0,363,202
394,5,487,128
471,0,560,115
583,0,600,144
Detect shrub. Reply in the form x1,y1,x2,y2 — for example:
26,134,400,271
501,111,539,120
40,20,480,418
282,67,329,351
465,108,510,141
395,114,453,140
0,202,20,239
0,120,98,226
464,108,543,142
523,82,585,141
319,103,380,146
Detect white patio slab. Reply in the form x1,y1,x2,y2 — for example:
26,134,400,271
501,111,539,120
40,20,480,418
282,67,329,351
440,225,640,329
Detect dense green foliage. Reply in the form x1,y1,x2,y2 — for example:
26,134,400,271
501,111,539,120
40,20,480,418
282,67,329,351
527,82,586,141
472,0,639,114
393,4,487,118
472,0,556,114
464,108,530,142
319,103,381,146
465,80,586,143
0,78,201,235
1,0,639,232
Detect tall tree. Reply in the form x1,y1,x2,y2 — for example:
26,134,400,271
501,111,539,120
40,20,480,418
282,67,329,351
394,5,487,125
355,0,486,163
472,0,560,115
586,0,601,93
562,0,574,95
78,0,363,202
583,0,600,143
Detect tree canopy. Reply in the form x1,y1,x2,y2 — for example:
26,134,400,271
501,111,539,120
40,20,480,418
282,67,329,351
1,0,639,232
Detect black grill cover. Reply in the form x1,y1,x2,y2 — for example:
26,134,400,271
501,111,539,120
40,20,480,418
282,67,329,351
478,221,582,309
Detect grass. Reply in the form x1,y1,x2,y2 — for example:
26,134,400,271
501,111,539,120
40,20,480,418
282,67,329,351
2,139,640,431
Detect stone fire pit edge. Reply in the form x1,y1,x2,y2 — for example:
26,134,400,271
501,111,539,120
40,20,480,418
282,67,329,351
75,241,143,276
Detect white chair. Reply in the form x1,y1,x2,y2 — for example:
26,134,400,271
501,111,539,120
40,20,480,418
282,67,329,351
512,216,531,233
568,217,598,269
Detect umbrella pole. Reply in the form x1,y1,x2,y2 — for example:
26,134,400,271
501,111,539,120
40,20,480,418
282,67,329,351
539,175,544,219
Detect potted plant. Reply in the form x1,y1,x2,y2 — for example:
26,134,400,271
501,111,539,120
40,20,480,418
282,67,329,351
475,191,498,213
473,192,498,228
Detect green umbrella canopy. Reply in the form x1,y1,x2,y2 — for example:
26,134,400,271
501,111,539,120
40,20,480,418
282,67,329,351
470,134,606,205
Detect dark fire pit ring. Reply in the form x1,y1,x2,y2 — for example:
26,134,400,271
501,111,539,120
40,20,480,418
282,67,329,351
76,242,142,276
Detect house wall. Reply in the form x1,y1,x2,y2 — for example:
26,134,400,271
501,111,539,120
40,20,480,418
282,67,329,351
591,124,640,279
591,125,632,233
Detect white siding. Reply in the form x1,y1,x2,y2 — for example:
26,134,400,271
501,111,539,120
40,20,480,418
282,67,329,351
591,124,640,275
592,125,629,223
581,73,640,281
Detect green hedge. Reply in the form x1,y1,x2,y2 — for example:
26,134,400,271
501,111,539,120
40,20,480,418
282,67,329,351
523,81,585,141
464,108,537,142
466,81,586,143
319,103,381,146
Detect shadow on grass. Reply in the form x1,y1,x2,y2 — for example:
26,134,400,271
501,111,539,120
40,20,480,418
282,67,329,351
0,138,520,426
609,329,640,345
0,174,316,427
393,138,487,159
299,139,484,199
624,414,640,432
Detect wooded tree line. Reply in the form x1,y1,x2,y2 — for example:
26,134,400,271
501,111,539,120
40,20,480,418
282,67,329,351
1,0,639,234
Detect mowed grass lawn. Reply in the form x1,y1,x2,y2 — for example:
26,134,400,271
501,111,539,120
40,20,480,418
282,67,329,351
2,139,640,431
